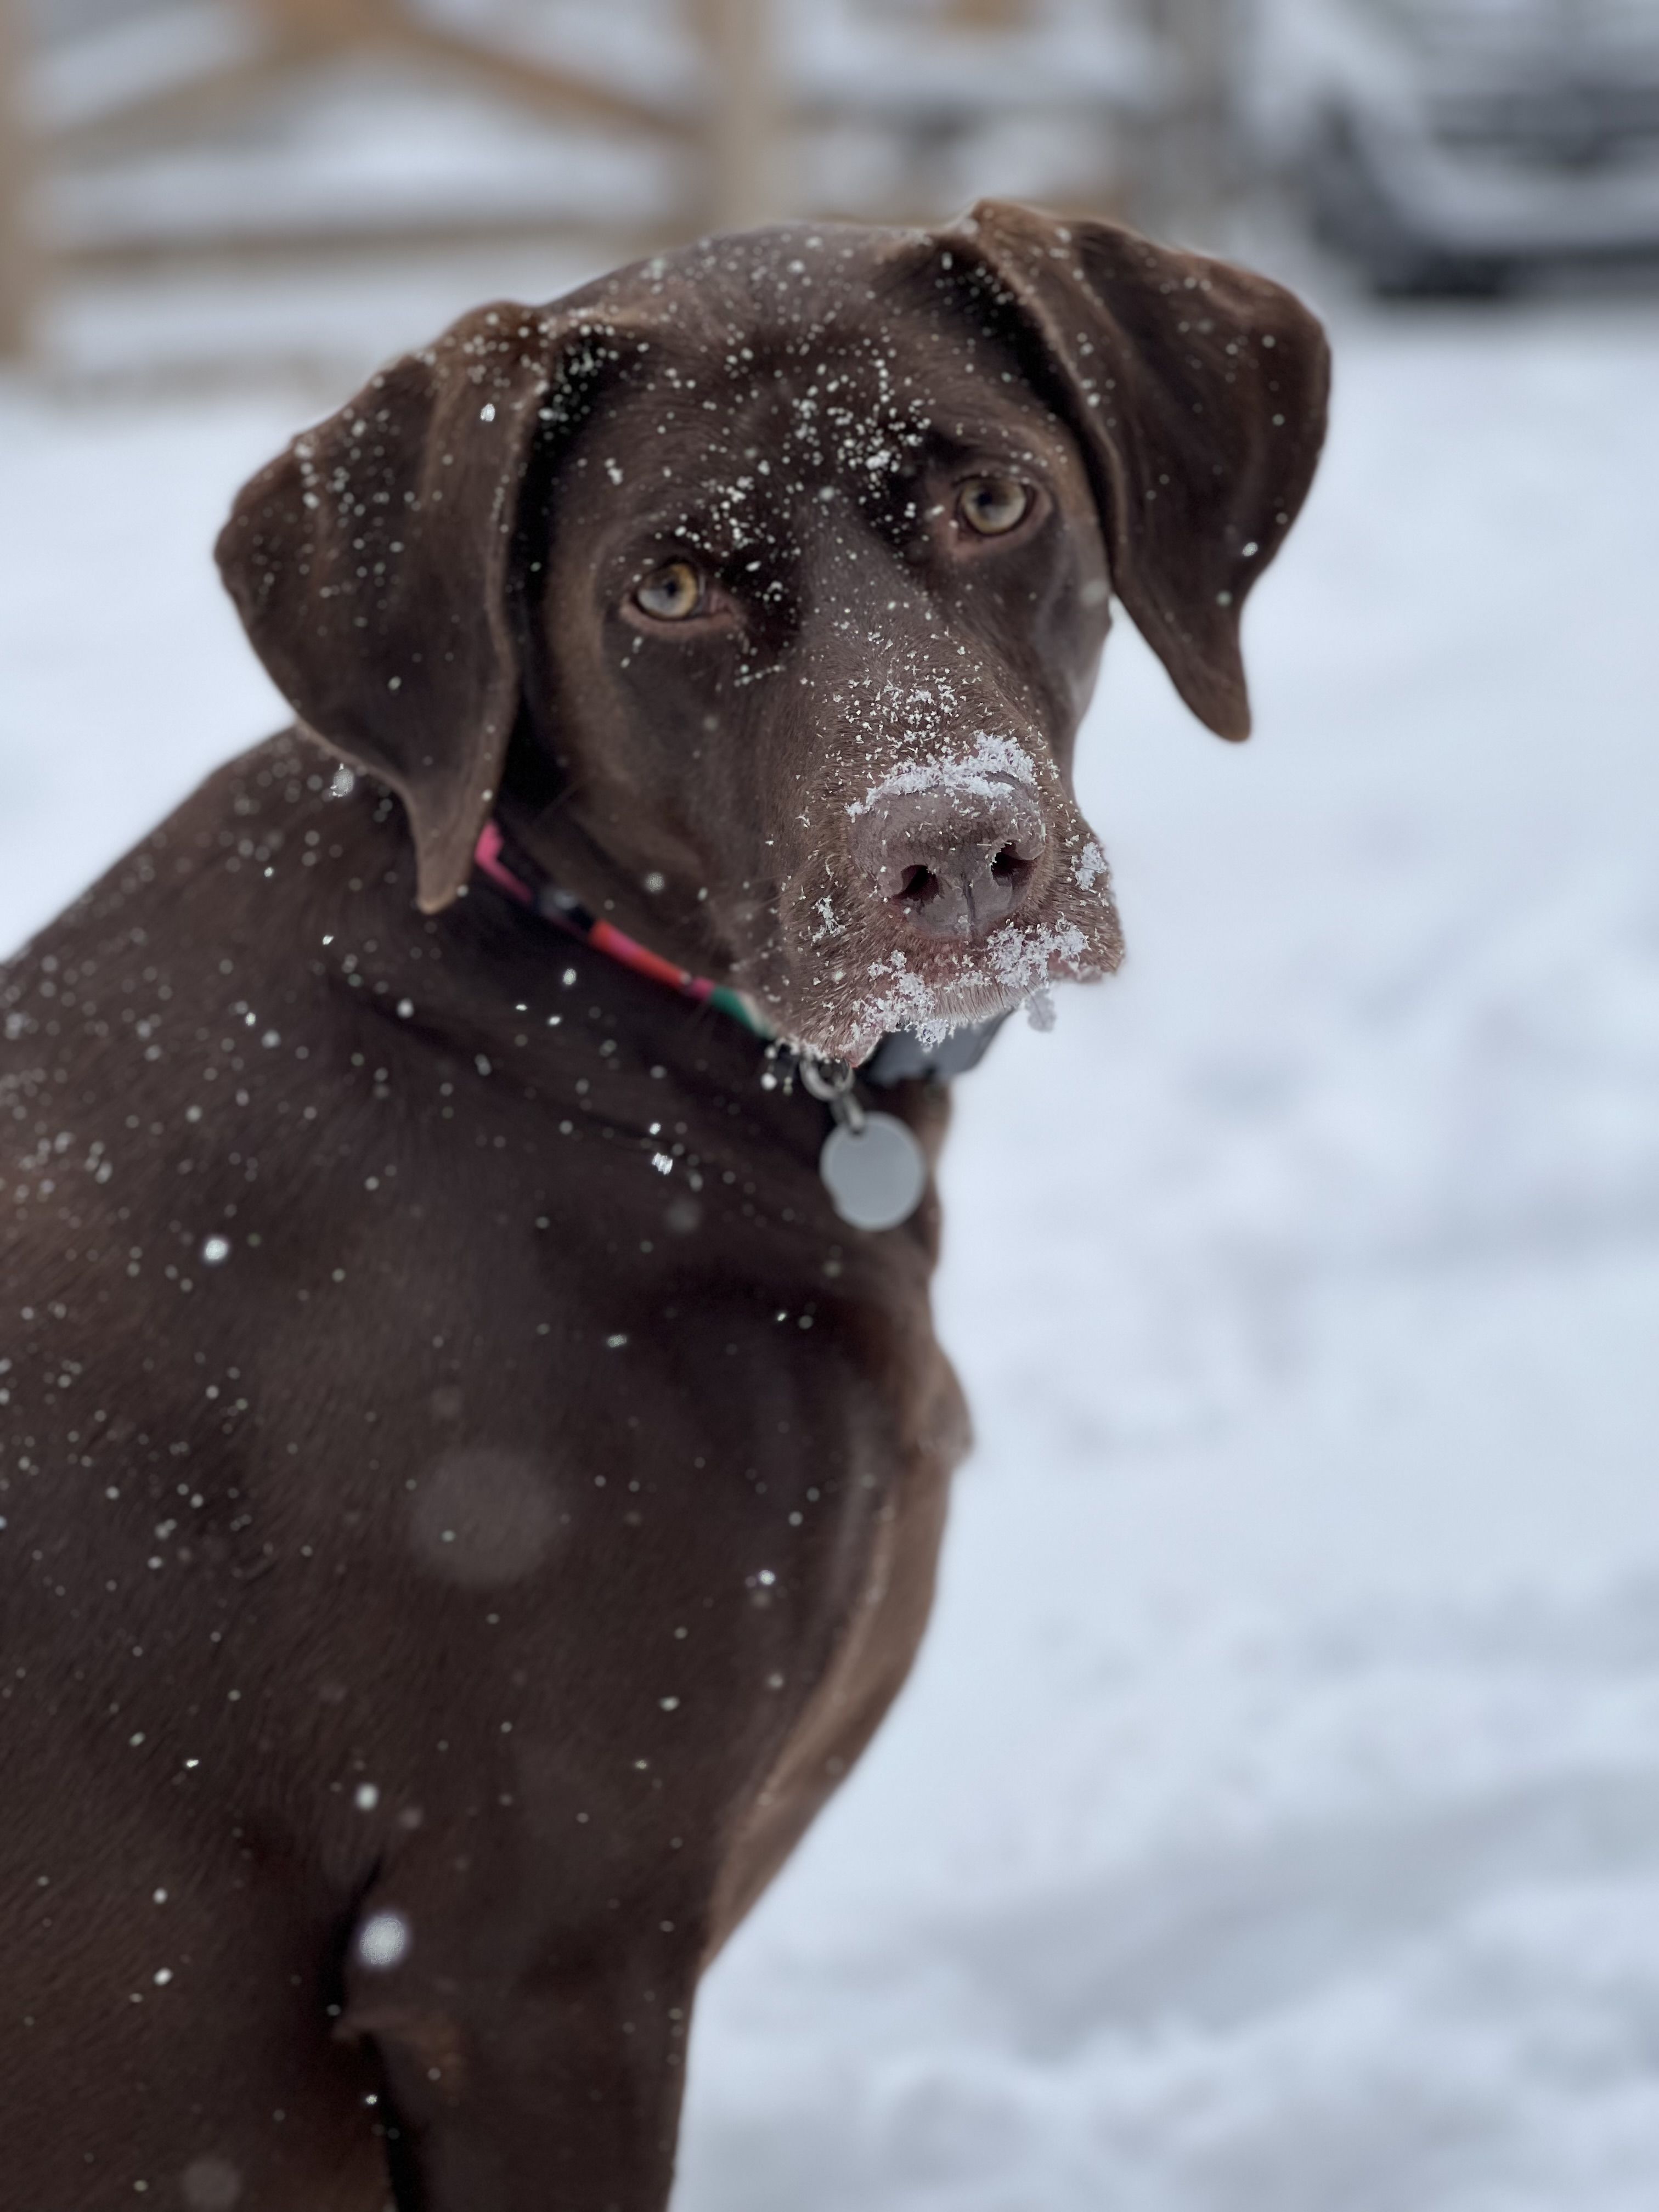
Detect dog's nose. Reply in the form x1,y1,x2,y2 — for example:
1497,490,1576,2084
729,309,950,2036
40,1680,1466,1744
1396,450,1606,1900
850,774,1046,940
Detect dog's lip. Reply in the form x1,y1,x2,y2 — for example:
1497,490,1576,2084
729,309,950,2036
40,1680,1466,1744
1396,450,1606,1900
742,795,1119,1058
786,978,1030,1067
765,888,1121,1063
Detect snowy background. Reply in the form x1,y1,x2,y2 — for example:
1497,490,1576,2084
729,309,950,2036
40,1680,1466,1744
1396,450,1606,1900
3,263,1658,2204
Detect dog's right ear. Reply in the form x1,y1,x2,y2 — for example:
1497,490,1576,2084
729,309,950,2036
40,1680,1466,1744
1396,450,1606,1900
217,300,634,913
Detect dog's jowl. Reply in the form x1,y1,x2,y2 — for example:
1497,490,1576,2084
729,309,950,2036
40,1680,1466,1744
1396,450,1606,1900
1,205,1327,2210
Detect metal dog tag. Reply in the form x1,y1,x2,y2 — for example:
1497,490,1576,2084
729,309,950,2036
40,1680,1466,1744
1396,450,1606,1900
798,1051,928,1231
819,1112,928,1232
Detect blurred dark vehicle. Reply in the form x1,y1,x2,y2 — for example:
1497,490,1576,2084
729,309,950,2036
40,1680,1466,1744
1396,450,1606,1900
1249,0,1659,293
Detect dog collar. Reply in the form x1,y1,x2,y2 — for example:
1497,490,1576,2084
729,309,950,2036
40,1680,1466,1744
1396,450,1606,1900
471,821,1008,1092
471,821,1017,1231
475,821,771,1037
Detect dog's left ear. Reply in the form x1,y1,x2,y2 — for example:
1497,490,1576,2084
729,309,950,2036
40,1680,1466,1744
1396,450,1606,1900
949,200,1330,742
217,300,631,912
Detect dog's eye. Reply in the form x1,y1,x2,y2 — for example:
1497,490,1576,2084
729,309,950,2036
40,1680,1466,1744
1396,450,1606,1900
634,562,706,621
957,477,1031,537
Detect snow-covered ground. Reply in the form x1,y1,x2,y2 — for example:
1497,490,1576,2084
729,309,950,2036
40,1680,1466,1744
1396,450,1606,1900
3,277,1656,2207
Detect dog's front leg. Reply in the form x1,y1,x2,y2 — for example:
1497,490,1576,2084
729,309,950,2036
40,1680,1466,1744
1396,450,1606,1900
340,1859,699,2212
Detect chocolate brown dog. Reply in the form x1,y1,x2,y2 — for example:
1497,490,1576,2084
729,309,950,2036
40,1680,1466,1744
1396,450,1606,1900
0,203,1327,2210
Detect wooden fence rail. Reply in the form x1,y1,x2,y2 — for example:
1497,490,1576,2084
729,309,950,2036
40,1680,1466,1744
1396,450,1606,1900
0,0,1210,366
1,0,786,360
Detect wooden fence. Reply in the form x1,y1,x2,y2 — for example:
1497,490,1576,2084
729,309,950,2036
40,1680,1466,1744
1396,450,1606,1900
0,0,1223,362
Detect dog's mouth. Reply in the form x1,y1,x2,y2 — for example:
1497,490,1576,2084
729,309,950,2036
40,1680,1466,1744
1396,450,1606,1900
751,745,1125,1065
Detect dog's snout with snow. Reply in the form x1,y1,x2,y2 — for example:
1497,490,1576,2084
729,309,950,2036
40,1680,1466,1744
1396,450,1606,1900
821,700,1121,1060
849,761,1047,939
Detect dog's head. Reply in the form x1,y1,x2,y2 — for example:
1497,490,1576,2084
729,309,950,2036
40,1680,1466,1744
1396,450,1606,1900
219,204,1328,1062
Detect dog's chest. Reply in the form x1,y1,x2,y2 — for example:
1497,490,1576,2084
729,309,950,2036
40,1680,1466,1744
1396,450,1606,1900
0,769,966,1906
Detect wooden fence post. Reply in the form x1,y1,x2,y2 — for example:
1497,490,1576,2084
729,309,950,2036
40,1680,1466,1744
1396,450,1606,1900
1134,0,1240,245
697,0,784,235
940,0,1028,25
0,0,36,360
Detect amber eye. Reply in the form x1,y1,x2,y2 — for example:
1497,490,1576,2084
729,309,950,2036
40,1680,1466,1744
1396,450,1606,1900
957,477,1031,537
634,561,706,621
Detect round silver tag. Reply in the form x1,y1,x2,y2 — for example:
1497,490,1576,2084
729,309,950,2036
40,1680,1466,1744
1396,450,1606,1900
819,1112,928,1231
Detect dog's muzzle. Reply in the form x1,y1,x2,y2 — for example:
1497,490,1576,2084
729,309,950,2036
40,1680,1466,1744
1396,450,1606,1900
849,769,1046,942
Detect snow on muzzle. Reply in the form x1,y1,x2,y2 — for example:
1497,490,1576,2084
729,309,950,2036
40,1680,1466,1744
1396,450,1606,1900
849,766,1047,943
766,734,1124,1062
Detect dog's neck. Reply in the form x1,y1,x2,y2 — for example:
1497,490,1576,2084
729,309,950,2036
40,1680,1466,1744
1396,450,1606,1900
471,820,1009,1092
475,820,772,1038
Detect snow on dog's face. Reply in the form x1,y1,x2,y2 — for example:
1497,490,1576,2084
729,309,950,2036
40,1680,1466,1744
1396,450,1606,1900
514,288,1121,1062
218,207,1328,1060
